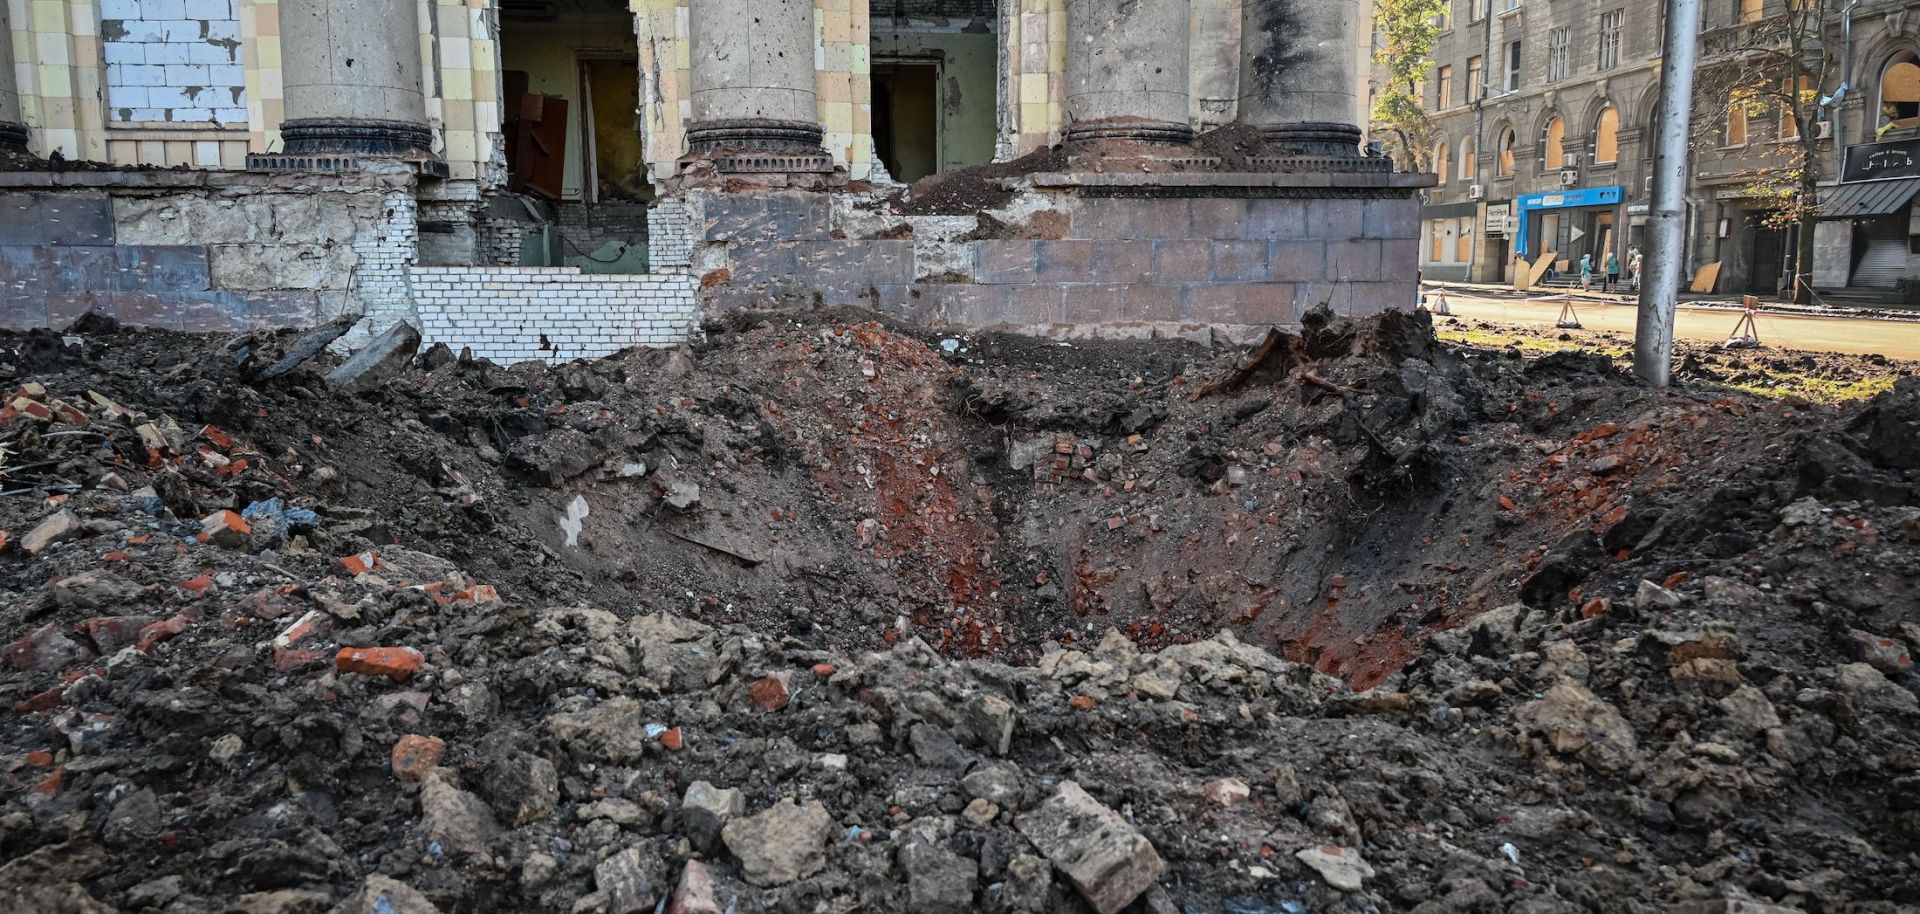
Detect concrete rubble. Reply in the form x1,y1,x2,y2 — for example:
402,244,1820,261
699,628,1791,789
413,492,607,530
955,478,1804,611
0,308,1917,913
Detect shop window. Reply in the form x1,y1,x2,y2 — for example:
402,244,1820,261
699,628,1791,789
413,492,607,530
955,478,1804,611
1593,106,1620,163
1455,218,1474,262
1430,222,1448,261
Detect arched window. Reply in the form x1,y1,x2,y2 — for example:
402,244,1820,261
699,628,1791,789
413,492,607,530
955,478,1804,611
1593,106,1620,163
1497,125,1517,175
1459,135,1478,181
1541,116,1566,170
1879,55,1920,135
1434,140,1451,184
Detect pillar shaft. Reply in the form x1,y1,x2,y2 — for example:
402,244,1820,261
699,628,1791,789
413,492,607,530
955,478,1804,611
1240,0,1362,156
687,0,823,153
0,3,27,153
1065,0,1191,144
280,0,431,156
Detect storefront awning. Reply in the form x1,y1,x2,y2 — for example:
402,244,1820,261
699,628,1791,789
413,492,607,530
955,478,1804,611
1819,178,1920,218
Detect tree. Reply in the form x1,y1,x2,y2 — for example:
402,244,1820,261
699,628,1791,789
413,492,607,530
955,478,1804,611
1370,0,1448,171
1691,0,1836,303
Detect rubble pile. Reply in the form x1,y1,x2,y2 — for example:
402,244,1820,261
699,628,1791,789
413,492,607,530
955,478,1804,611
2,309,1918,913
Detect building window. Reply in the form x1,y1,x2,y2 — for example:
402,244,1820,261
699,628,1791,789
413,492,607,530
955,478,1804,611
1504,0,1519,11
1725,91,1750,146
1593,106,1620,162
1739,0,1763,23
1497,125,1518,175
1541,116,1566,169
1435,0,1452,29
1548,28,1571,82
1430,221,1448,262
1781,76,1811,139
1505,40,1523,91
1437,65,1455,109
1470,0,1488,21
102,0,248,126
1879,56,1920,136
1455,218,1474,263
1434,140,1452,183
1460,135,1478,180
1467,56,1485,102
1599,10,1623,71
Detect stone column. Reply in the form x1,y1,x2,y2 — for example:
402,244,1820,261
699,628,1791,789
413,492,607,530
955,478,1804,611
686,0,824,154
1065,0,1192,144
1240,0,1363,157
0,4,27,153
280,0,432,156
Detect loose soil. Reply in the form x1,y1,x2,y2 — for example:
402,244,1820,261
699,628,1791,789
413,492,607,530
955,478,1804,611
2,306,1917,914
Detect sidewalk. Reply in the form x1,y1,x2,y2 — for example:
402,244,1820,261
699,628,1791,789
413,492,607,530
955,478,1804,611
1421,279,1920,322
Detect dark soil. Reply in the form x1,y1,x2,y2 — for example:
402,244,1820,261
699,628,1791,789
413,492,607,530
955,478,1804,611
2,308,1918,914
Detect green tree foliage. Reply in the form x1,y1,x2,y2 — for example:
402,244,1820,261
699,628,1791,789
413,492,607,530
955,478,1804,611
1371,0,1447,170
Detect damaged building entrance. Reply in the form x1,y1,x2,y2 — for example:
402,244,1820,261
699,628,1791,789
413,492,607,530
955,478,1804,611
870,1,998,182
497,0,651,272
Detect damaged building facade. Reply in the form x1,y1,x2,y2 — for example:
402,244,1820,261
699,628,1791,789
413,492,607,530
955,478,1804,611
0,0,1424,359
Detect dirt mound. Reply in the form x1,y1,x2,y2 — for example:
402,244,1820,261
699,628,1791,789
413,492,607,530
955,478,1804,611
2,309,1918,913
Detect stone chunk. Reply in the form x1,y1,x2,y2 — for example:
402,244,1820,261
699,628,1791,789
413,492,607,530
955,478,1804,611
1016,781,1166,914
596,846,657,914
667,860,721,914
52,570,142,610
327,874,443,914
8,623,94,672
326,320,420,393
390,734,445,781
419,769,500,856
197,510,253,548
21,510,82,555
899,836,978,914
1517,678,1641,772
721,798,832,887
1295,844,1375,892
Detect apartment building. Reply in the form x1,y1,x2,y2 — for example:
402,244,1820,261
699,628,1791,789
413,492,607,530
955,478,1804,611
1390,0,1920,299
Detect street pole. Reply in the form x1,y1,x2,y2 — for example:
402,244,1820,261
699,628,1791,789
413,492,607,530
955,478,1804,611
1635,0,1702,386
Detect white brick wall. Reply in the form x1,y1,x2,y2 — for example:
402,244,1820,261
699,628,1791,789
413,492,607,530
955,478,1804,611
647,199,697,270
102,0,248,125
353,187,421,333
410,266,699,363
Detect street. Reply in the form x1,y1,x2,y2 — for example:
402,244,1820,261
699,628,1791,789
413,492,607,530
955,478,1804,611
1428,289,1920,361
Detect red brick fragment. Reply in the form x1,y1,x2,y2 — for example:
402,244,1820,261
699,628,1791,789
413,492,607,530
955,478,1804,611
747,672,792,711
136,614,192,651
390,734,446,781
196,510,253,548
338,550,383,576
336,646,424,682
659,727,684,751
78,616,156,654
1069,694,1096,711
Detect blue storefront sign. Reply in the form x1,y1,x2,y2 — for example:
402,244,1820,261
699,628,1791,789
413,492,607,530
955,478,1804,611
1514,185,1624,256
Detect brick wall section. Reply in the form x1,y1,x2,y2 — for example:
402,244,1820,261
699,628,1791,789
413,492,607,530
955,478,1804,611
647,199,697,270
701,191,1422,328
411,266,699,363
350,189,422,333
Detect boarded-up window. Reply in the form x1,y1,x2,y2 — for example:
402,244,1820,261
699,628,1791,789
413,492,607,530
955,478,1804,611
1593,106,1620,162
1460,135,1478,180
1498,126,1517,175
1434,140,1451,183
1542,117,1566,169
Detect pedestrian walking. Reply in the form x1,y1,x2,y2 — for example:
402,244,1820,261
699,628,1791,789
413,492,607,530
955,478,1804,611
1628,247,1643,291
1605,251,1621,292
1579,253,1594,291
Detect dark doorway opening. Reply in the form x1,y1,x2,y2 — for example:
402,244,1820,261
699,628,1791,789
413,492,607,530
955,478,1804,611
872,60,941,182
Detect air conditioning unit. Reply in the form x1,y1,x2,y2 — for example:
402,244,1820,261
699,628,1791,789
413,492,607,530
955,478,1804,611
1468,183,1487,200
1816,120,1833,139
1559,169,1579,187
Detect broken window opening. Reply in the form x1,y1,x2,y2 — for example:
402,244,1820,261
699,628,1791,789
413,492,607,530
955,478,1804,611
871,0,1000,183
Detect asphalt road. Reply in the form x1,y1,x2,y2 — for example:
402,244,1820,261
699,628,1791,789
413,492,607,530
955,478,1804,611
1430,291,1920,361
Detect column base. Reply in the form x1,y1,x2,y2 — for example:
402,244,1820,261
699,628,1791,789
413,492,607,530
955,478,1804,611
686,118,832,174
282,118,434,157
1066,119,1194,145
0,121,29,154
1260,123,1364,157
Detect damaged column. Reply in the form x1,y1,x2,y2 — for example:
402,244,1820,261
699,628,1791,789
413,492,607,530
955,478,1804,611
279,0,432,156
1065,0,1192,144
686,0,829,169
1239,0,1364,157
0,3,26,153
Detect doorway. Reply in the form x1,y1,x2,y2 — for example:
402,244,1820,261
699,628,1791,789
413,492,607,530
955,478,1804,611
580,57,648,203
872,60,941,182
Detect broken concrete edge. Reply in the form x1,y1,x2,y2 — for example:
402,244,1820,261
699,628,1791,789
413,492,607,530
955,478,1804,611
0,166,413,193
325,319,421,392
930,320,1291,347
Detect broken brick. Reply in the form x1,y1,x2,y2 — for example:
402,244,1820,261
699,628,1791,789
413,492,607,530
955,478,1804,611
337,646,425,682
15,685,67,713
339,550,384,576
136,614,192,651
660,727,684,751
390,734,446,781
747,672,792,711
8,623,95,672
196,510,253,548
1069,695,1096,711
176,574,217,597
77,617,156,655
